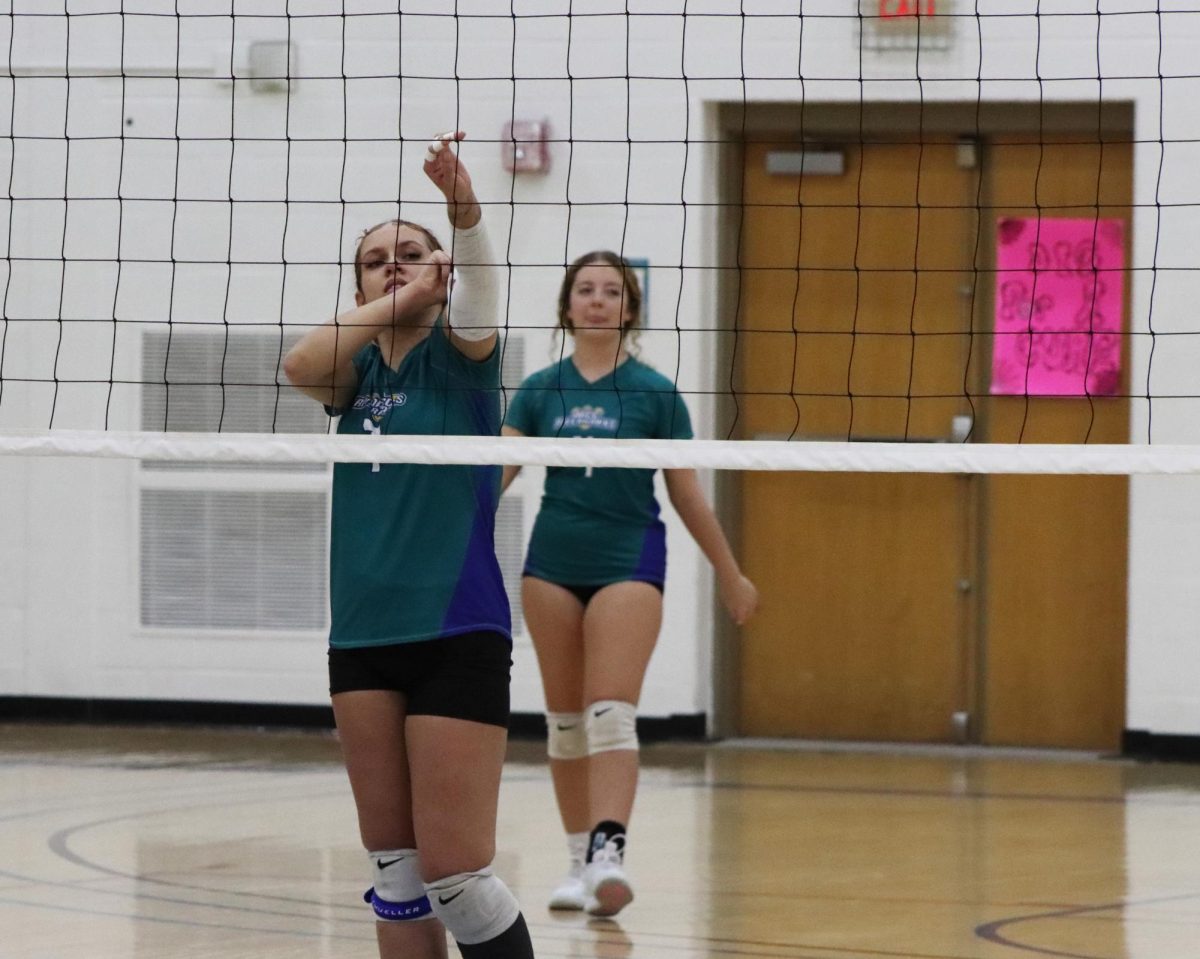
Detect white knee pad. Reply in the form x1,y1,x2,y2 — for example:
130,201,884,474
546,711,587,760
425,867,520,945
585,700,639,754
365,849,434,921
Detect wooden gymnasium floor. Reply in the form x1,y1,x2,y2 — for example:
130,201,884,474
2,723,1199,958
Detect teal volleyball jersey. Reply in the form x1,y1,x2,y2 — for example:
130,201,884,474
327,326,511,647
504,355,693,585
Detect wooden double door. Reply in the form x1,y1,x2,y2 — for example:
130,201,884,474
733,128,1130,749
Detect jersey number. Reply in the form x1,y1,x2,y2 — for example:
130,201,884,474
364,418,381,472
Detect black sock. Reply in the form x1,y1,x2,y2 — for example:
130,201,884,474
456,912,534,959
587,820,627,862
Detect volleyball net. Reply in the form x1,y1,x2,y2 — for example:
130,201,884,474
1,2,1197,475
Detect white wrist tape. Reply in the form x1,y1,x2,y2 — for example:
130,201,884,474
445,221,499,342
447,320,495,342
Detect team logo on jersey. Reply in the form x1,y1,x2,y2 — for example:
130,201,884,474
554,404,618,433
352,391,407,422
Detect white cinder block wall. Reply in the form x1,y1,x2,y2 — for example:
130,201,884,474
1,1,1198,736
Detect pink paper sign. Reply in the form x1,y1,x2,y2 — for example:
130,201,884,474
991,217,1124,396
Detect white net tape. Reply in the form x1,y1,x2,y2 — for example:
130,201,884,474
4,429,1200,475
3,5,1200,475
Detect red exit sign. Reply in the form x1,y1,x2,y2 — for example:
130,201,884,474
880,0,937,16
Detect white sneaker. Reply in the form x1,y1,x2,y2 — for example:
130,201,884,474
548,868,586,911
583,839,634,917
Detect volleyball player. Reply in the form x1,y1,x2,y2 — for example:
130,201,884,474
283,132,534,959
501,251,759,917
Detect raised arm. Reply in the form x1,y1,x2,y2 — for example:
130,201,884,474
663,468,759,625
425,131,498,362
424,131,480,231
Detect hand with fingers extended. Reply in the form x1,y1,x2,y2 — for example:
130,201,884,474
423,130,471,196
424,130,480,229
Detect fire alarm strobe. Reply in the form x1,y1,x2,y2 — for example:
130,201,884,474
502,120,551,173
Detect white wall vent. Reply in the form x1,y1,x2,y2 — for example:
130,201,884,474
141,329,328,471
140,488,328,630
139,329,329,632
496,495,525,636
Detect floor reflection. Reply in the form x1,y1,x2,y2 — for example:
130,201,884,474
3,724,1200,958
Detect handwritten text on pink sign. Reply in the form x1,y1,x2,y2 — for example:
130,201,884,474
991,217,1124,396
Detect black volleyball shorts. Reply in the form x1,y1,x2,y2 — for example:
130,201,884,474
328,630,512,728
